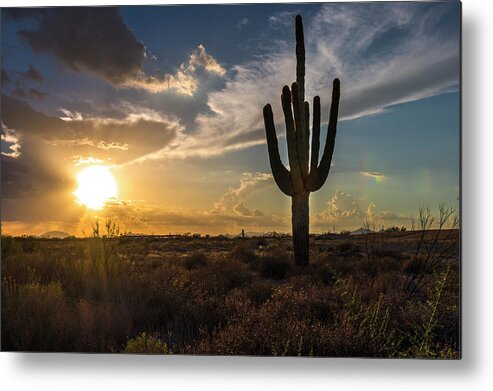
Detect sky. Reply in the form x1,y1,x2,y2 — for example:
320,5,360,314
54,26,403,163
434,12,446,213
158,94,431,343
0,2,460,236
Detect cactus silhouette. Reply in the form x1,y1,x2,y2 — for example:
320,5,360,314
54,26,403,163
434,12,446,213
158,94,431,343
263,15,341,266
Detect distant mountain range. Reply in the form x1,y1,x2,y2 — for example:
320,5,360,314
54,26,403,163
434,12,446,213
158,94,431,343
35,229,373,239
39,231,71,239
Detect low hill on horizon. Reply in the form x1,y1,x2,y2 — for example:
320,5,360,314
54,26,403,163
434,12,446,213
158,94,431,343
39,231,71,239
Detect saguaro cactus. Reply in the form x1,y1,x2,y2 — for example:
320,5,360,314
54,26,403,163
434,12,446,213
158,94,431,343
263,15,340,266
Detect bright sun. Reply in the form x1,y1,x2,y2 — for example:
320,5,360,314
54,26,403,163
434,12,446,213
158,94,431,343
74,165,118,210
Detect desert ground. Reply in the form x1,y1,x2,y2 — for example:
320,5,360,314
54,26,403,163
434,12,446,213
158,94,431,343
1,227,459,357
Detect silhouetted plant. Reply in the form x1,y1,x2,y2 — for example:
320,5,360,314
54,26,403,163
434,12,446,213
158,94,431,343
402,204,459,297
263,15,340,266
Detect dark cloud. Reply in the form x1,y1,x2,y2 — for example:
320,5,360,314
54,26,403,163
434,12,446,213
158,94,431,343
2,155,56,201
10,88,48,100
19,64,44,82
5,8,226,95
11,7,146,86
1,69,11,86
1,98,72,203
1,95,180,163
1,94,70,138
11,88,27,99
27,88,49,100
1,132,72,203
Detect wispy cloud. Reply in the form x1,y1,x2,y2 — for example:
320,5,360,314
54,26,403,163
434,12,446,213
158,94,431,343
141,2,459,160
269,11,297,30
360,171,385,178
188,44,226,76
122,44,226,95
1,122,22,158
72,156,105,166
237,17,249,29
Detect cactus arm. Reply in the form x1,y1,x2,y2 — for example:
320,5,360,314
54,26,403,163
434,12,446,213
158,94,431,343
309,78,340,192
281,85,304,192
263,104,294,196
307,95,321,190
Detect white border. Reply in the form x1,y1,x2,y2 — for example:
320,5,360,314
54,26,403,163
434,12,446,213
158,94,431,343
2,0,493,390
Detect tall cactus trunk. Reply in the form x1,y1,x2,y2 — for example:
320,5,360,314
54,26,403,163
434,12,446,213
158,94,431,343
292,191,309,266
262,15,340,267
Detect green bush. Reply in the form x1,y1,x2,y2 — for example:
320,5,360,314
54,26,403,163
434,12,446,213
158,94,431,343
124,332,170,354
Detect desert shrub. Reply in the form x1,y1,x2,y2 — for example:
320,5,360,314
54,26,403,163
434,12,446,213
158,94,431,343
336,241,359,254
183,252,208,270
326,255,361,276
1,235,23,260
19,236,39,253
400,266,459,358
1,279,78,351
230,242,257,265
257,255,292,279
242,281,275,306
377,256,404,273
75,299,133,352
256,237,268,247
190,258,254,294
403,256,427,275
371,271,406,295
124,332,170,354
373,249,406,261
195,281,341,356
303,255,339,285
144,263,188,325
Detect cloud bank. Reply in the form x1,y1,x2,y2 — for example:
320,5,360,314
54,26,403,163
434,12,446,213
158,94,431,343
314,189,409,228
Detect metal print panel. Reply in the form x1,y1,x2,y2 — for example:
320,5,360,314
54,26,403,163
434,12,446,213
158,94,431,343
0,2,461,357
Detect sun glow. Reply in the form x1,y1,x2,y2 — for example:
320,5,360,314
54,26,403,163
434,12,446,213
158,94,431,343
74,165,118,210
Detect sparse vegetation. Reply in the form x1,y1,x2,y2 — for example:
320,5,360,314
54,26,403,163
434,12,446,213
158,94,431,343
1,210,459,357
